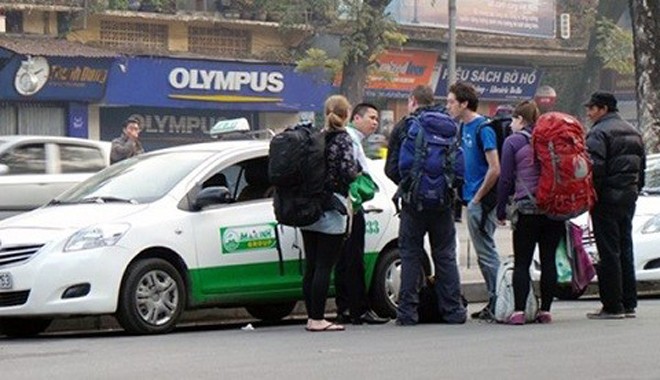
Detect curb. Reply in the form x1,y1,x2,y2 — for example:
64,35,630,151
45,282,491,334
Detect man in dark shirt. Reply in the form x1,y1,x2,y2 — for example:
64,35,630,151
111,118,144,164
584,91,645,320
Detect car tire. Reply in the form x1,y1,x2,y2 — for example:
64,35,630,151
370,248,401,318
245,301,296,321
554,284,586,300
116,258,186,335
0,317,52,338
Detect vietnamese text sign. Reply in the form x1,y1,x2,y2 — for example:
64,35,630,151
435,64,543,101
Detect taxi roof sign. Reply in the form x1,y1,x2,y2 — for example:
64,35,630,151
210,118,251,136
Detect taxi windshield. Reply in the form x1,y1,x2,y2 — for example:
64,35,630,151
53,151,214,204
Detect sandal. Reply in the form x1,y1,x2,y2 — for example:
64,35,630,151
305,323,345,332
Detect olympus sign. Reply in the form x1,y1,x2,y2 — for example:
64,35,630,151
168,68,285,93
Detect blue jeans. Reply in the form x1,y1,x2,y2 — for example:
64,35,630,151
467,201,500,306
397,205,467,324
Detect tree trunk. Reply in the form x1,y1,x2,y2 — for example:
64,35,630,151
569,0,628,116
630,0,660,153
339,56,369,106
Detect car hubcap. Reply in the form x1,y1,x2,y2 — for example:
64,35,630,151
384,258,402,307
135,269,179,326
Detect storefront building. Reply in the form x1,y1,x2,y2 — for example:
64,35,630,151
0,36,114,138
99,56,333,150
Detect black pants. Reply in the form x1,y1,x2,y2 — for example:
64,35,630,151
512,214,564,311
591,202,637,313
334,210,368,318
302,230,344,320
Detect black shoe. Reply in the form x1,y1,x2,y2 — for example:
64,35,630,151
335,310,351,324
352,310,390,325
624,308,636,318
470,306,494,321
586,309,625,320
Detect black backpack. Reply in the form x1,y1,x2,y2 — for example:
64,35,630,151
269,122,328,227
470,114,513,209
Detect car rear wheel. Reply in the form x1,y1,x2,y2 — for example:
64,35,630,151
116,258,186,335
0,317,52,338
370,248,401,318
245,301,296,321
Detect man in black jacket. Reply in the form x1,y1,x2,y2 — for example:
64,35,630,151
584,91,646,320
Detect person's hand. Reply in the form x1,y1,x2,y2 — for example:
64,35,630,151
497,218,507,226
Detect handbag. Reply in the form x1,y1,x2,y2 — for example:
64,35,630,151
567,221,596,293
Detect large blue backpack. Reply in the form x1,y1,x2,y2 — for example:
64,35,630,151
397,110,463,210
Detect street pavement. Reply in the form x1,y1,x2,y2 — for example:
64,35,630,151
4,299,660,379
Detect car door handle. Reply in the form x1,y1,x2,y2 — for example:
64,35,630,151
364,207,383,214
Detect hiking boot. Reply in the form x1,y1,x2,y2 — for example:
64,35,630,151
470,306,494,321
536,311,552,324
624,308,636,318
586,309,625,320
507,311,525,325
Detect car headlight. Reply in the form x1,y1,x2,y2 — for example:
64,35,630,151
64,223,130,252
641,215,660,234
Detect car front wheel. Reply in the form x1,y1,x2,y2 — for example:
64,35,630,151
116,258,186,335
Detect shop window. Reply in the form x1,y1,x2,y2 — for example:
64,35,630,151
5,11,23,33
59,144,106,173
99,20,168,50
0,105,64,136
18,106,65,136
188,26,250,58
0,144,46,175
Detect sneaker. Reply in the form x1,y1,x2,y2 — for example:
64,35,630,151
586,309,625,320
624,308,636,318
470,306,494,321
536,311,552,324
507,311,525,325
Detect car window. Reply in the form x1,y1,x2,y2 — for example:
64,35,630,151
59,144,106,173
0,143,46,175
200,157,271,202
55,151,214,204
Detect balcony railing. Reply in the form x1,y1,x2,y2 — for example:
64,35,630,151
1,0,85,8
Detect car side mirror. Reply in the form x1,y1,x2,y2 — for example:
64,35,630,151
0,164,8,175
193,186,233,210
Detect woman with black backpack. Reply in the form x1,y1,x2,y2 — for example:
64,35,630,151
302,95,359,332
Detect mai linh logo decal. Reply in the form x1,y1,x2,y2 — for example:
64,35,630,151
220,223,278,254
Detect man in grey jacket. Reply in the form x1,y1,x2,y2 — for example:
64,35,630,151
585,91,645,320
111,118,144,164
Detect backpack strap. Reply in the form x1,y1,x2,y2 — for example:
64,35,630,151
394,116,426,212
475,118,493,154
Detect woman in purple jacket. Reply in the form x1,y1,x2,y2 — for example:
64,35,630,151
496,100,564,325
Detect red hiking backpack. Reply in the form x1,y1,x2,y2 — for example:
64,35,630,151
532,112,596,220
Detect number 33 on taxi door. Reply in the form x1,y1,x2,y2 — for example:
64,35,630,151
366,221,380,234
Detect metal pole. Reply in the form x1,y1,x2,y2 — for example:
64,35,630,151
448,0,457,86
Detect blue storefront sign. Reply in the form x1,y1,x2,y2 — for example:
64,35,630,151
0,53,112,101
103,57,332,112
435,64,543,101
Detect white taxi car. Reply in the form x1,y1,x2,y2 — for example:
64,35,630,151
0,125,411,337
